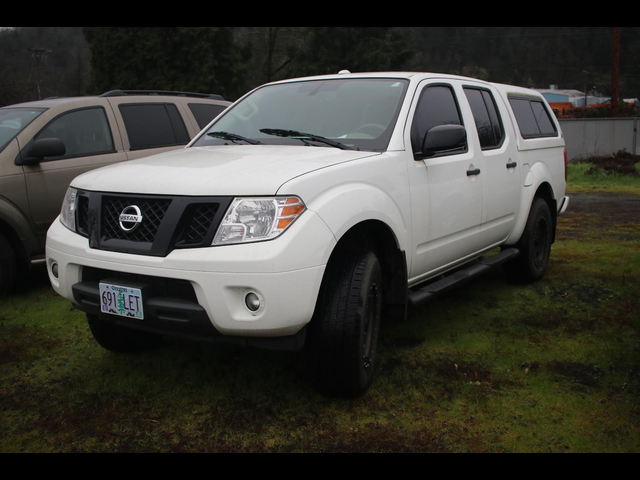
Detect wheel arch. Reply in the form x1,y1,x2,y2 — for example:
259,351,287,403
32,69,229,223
0,213,32,271
508,169,559,246
313,219,408,325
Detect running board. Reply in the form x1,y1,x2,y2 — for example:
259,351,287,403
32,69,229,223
407,248,520,308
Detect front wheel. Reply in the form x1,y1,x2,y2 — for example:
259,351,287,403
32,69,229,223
504,198,554,284
0,233,17,295
309,249,383,398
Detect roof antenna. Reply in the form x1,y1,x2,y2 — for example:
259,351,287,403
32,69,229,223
338,70,351,75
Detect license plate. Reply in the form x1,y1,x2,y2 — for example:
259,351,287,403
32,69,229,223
100,283,144,320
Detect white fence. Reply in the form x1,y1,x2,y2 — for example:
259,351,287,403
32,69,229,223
560,117,639,160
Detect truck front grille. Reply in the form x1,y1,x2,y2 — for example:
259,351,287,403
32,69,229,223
75,191,232,257
102,196,172,244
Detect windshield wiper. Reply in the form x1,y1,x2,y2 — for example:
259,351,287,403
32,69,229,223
260,128,354,150
207,131,262,145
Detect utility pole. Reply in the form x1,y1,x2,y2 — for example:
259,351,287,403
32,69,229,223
611,27,621,118
28,48,48,100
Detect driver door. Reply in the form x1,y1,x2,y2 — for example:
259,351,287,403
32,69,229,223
407,81,484,283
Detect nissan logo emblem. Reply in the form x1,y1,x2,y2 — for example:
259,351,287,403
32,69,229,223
119,205,143,232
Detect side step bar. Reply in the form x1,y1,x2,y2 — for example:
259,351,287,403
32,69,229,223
408,248,520,308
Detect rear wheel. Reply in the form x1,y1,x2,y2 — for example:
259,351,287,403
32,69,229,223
0,233,17,295
87,314,161,353
309,249,383,398
504,198,553,284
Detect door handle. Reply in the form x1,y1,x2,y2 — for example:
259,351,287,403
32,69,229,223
467,168,481,177
506,162,518,169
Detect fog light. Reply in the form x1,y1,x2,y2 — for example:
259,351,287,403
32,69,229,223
245,293,261,312
52,263,59,279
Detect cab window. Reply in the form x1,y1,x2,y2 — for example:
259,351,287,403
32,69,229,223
411,85,466,156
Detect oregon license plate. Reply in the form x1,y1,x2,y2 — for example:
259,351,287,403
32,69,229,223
99,283,144,320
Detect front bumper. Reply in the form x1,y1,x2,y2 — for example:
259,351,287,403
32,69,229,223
46,209,335,343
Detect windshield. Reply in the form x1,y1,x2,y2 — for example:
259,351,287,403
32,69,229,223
0,108,46,153
192,78,409,152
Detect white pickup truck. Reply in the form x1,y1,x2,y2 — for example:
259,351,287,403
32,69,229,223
46,72,569,397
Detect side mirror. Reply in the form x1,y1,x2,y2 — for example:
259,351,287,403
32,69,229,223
18,138,66,165
421,125,467,158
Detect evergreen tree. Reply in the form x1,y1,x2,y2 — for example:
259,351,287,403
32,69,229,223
83,27,248,99
290,27,415,76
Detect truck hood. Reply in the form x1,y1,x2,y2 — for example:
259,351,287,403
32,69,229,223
71,145,380,196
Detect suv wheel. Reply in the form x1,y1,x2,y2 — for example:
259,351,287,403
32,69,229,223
505,198,553,284
0,233,17,294
87,315,161,353
309,249,383,398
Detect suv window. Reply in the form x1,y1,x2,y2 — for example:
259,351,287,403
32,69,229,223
35,107,115,160
464,88,504,150
411,85,465,155
188,103,227,130
119,103,190,150
509,97,558,139
0,108,46,154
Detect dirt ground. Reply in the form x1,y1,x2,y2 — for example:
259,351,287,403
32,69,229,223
582,151,640,176
557,191,640,243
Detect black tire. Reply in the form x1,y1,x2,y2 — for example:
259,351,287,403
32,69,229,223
309,249,383,398
0,233,17,295
87,315,161,354
504,198,554,284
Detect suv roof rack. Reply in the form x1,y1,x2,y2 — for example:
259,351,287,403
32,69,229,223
100,90,225,101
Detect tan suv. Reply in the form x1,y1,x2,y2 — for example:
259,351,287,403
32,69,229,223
0,90,230,292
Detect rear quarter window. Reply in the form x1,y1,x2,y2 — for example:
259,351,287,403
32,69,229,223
119,103,190,150
509,97,558,139
188,103,227,130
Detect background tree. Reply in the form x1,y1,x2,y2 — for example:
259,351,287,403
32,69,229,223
0,27,90,107
290,27,415,77
83,27,249,99
1,27,639,107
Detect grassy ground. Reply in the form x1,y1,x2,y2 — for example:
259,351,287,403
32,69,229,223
1,165,639,453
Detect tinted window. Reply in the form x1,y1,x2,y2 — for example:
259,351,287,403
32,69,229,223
411,85,464,155
464,88,504,150
0,108,45,153
510,97,558,139
483,91,504,143
35,107,115,160
531,101,557,136
189,103,227,130
120,103,190,150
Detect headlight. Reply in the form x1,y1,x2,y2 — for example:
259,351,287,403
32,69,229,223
60,187,78,233
213,196,306,246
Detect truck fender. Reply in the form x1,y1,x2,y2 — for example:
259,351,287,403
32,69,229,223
506,161,557,245
308,182,408,259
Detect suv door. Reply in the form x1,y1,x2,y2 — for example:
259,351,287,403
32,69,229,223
407,81,484,282
18,105,127,246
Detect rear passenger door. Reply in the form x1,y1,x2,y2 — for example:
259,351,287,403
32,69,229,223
462,85,521,246
106,99,194,160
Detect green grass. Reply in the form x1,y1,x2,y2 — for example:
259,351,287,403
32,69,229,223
1,188,639,452
568,162,640,194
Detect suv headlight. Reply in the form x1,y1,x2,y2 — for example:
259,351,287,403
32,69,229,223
213,196,306,246
60,187,78,233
